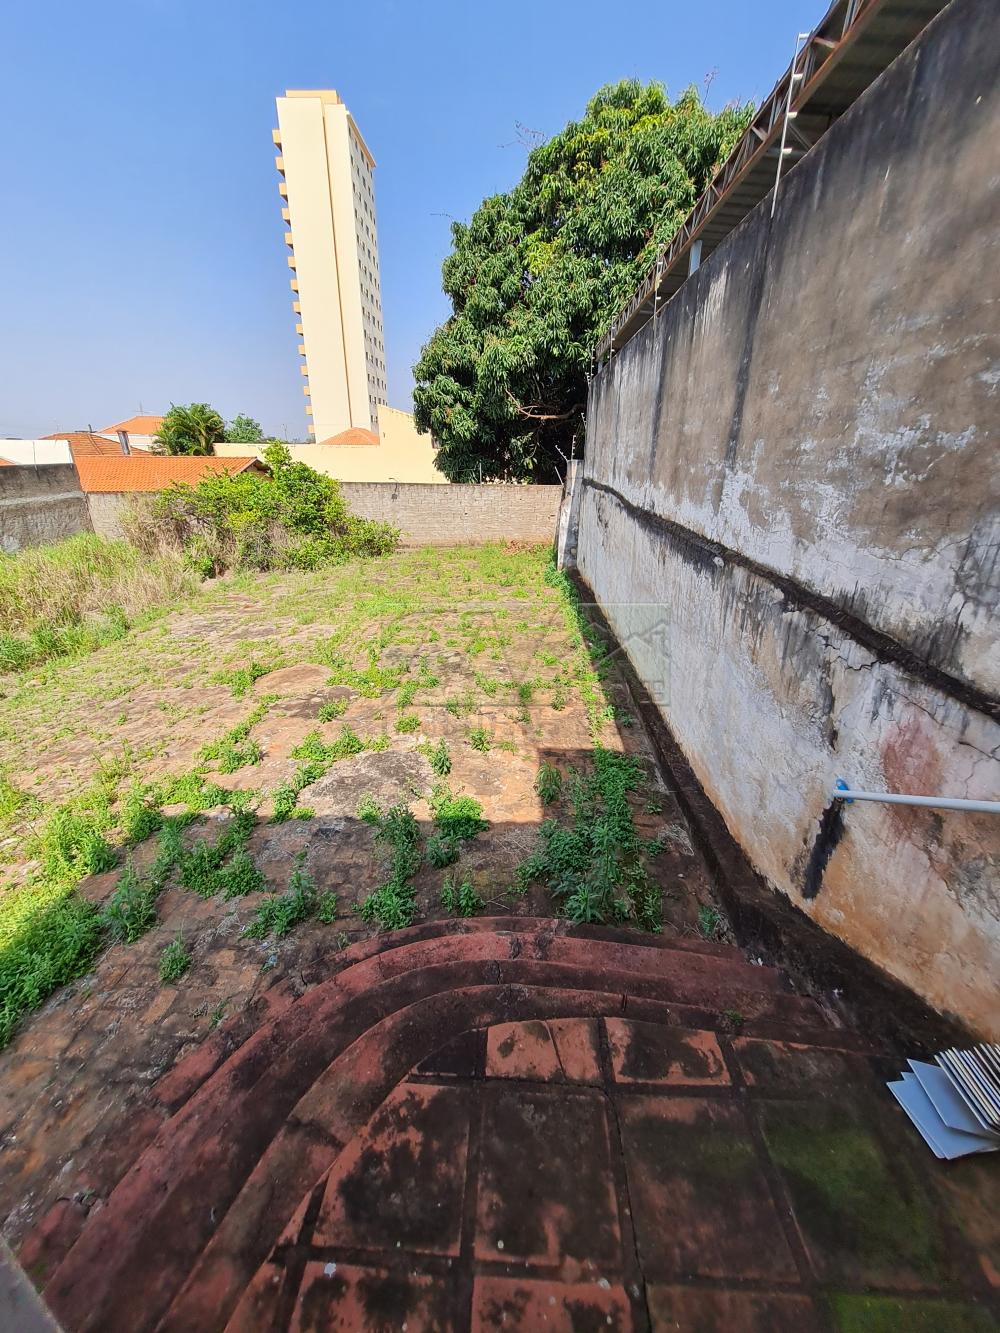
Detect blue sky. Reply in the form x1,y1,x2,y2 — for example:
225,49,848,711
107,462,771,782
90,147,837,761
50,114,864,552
2,0,818,440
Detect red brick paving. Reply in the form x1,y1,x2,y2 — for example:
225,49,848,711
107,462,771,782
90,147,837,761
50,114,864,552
605,1018,730,1086
12,918,999,1332
485,1018,601,1084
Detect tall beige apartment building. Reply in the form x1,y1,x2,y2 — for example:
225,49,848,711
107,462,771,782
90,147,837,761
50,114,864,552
274,90,387,440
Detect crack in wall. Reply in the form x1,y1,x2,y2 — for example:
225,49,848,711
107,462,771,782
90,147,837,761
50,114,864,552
582,478,1000,723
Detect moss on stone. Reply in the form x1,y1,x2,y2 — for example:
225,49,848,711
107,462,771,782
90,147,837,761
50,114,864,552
760,1100,947,1284
827,1293,997,1332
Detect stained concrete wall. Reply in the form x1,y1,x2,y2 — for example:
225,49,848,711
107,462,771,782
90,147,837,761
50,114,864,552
577,0,1000,1036
87,493,130,540
341,483,562,547
0,465,93,553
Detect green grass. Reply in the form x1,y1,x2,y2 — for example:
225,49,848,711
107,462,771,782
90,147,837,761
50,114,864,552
395,713,421,733
0,540,627,1040
272,726,391,822
318,697,348,722
466,726,492,753
0,773,262,1045
213,660,272,699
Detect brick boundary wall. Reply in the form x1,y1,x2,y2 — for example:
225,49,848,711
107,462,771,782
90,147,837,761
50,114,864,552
0,464,94,553
340,483,563,547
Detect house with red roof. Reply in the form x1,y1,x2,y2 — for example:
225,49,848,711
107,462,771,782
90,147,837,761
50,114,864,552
98,415,165,452
77,454,265,538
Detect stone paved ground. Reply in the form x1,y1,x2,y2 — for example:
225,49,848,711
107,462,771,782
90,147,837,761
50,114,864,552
32,920,1000,1332
0,547,997,1330
0,547,715,1257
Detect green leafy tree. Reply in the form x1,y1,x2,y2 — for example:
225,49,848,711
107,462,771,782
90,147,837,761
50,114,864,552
224,414,265,444
155,403,226,456
413,81,751,481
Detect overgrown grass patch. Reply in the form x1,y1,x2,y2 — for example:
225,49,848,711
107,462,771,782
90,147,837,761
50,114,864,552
517,748,662,931
0,533,197,675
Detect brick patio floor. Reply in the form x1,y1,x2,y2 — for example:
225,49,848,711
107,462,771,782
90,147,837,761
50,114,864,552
23,919,999,1332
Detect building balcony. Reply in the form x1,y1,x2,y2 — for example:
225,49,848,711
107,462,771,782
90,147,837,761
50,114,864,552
292,301,301,315
287,255,296,271
300,364,309,376
290,278,299,293
284,231,294,248
272,128,281,146
278,182,288,199
295,323,304,336
302,385,311,397
274,155,285,174
297,343,306,356
281,207,291,223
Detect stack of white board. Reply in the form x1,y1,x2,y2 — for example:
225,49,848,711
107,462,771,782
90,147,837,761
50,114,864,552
889,1045,1000,1160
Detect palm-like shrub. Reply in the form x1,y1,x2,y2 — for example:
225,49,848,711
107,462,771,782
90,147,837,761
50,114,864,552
155,403,225,456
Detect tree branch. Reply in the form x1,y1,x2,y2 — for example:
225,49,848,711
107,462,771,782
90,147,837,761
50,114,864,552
506,390,583,423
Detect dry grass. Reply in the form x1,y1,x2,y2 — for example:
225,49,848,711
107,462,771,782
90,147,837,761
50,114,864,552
0,533,199,672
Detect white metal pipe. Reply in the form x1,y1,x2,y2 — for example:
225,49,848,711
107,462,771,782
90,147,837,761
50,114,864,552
834,781,1000,815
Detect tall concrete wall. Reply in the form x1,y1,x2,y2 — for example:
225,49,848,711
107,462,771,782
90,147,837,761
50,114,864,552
577,0,1000,1036
342,483,562,547
0,465,93,553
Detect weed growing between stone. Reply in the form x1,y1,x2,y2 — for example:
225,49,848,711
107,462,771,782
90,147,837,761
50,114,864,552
317,697,348,722
0,541,668,1043
244,852,334,939
698,905,724,939
426,784,489,868
441,871,484,917
200,697,275,773
0,770,260,1045
358,799,422,930
272,727,391,821
466,726,492,753
159,935,192,984
324,645,405,698
517,748,663,931
534,762,563,805
213,660,273,699
420,738,452,776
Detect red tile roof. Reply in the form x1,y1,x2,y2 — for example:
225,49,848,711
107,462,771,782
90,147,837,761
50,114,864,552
101,415,165,436
75,455,260,493
44,431,149,458
318,428,379,446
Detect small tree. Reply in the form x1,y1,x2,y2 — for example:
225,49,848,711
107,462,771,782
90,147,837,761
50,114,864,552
224,415,264,444
155,404,225,456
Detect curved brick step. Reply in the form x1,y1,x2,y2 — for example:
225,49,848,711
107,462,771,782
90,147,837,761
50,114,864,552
150,917,791,1118
42,922,856,1333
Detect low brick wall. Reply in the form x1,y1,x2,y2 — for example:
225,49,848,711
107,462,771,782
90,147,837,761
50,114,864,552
340,482,562,546
0,464,93,553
